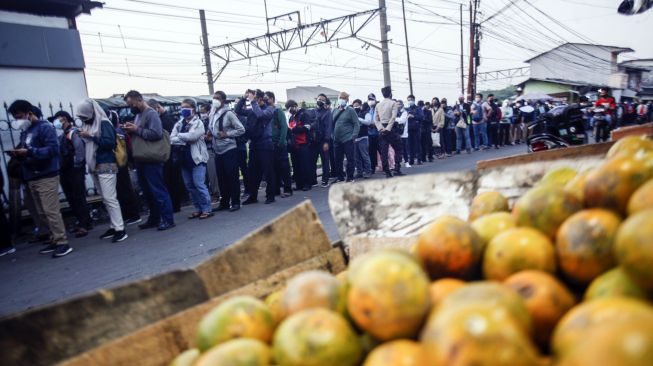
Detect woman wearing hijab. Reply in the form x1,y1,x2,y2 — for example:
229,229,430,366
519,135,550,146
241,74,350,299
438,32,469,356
170,99,213,219
76,99,128,243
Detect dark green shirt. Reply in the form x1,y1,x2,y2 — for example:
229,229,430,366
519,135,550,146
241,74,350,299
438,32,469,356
271,108,288,148
332,106,360,144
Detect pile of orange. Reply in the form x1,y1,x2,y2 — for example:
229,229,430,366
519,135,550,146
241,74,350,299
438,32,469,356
170,135,653,366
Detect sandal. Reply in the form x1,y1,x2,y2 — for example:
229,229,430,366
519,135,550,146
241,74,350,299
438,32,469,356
198,212,214,220
188,212,201,219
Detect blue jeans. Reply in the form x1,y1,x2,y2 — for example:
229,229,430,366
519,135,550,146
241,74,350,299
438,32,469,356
354,137,371,176
181,163,212,214
473,122,489,148
456,126,472,152
137,162,174,224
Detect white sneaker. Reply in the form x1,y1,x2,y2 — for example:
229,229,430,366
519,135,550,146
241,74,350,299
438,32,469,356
405,162,411,168
0,247,16,256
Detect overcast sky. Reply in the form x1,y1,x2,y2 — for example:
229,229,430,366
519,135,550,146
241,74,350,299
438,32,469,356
76,0,653,102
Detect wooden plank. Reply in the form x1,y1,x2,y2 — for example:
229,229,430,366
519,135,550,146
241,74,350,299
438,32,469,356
60,248,347,366
476,142,614,170
195,200,332,297
0,269,208,366
611,123,653,140
1,200,331,366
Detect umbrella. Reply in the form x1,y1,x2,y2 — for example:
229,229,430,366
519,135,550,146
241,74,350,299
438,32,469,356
516,92,554,102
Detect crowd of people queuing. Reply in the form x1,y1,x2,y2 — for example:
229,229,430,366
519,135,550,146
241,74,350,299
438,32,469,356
1,85,652,258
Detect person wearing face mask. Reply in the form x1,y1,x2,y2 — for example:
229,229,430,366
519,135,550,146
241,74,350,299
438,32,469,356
472,93,489,150
365,94,380,174
306,93,333,187
77,98,128,243
431,97,445,158
266,91,293,198
147,99,187,213
209,91,245,212
352,99,372,179
198,102,220,201
170,99,212,219
374,86,404,177
405,95,424,166
331,92,360,183
51,111,92,238
420,101,434,162
286,100,313,191
122,90,175,231
8,100,72,257
235,89,277,204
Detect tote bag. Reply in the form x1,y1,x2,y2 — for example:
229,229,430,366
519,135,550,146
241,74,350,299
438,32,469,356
131,130,171,163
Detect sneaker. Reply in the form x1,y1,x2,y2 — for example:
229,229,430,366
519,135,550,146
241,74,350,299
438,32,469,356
0,247,16,257
39,243,57,254
112,230,128,243
229,204,241,212
138,221,159,230
53,244,73,258
125,217,142,226
393,170,406,176
264,198,275,204
157,222,176,231
320,181,330,188
242,198,258,205
100,228,116,240
404,162,411,168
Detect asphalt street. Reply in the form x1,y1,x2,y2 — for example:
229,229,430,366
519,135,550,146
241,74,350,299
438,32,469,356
0,144,525,317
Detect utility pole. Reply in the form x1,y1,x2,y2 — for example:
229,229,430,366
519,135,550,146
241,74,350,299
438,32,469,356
473,0,480,96
459,3,465,97
263,0,270,34
199,9,214,95
401,0,413,95
379,0,392,88
466,1,475,100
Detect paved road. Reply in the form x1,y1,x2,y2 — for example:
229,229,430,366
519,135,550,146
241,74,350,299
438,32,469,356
0,145,525,317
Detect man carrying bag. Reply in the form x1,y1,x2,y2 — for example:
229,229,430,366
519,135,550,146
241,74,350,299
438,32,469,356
122,90,175,231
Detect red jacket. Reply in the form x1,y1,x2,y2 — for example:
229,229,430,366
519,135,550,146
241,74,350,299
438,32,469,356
595,96,616,115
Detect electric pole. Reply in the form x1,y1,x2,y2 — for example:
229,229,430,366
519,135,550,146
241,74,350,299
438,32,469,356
199,9,214,95
379,0,392,88
466,1,475,100
459,3,465,97
401,0,413,95
263,0,270,34
473,0,480,96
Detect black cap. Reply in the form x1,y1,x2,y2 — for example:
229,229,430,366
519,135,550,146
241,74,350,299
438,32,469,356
53,110,73,122
367,93,377,101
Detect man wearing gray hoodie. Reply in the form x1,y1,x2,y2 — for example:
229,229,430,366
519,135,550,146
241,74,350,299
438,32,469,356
209,91,246,212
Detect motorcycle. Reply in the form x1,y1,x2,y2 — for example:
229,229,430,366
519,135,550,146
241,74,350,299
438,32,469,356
590,107,611,143
527,104,587,153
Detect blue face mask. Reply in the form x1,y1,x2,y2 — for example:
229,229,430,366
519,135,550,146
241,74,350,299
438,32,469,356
408,100,415,107
180,108,193,119
53,119,63,130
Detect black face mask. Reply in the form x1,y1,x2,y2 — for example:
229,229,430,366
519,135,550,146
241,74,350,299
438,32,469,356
316,100,325,108
354,107,361,113
130,106,140,115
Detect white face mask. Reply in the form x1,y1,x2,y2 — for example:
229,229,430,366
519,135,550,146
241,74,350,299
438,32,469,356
338,99,347,107
407,100,415,107
368,101,376,107
12,119,31,131
212,99,222,109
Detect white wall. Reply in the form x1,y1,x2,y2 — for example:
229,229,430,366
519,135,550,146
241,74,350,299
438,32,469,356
0,67,88,120
530,44,616,86
0,10,68,28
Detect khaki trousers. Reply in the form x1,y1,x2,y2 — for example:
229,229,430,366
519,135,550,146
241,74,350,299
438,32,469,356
27,175,68,245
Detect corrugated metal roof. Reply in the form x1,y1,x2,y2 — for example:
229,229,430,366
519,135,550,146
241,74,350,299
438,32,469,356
0,0,102,18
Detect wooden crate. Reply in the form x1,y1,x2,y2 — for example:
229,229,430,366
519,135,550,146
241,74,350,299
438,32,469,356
611,122,653,140
0,201,338,366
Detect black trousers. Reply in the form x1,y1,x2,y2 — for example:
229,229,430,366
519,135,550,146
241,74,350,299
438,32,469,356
379,131,403,172
488,122,499,147
237,147,248,195
59,166,92,229
247,148,276,201
1,192,13,249
274,145,293,194
164,157,186,212
334,139,355,181
368,134,379,172
291,144,312,190
310,142,331,184
408,129,421,164
116,165,141,221
498,123,511,146
328,141,338,178
215,149,241,207
420,128,432,161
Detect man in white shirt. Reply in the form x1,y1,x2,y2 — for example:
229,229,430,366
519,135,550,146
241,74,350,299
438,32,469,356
374,86,404,178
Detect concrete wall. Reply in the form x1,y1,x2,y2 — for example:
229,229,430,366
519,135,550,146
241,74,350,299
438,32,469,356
530,44,615,86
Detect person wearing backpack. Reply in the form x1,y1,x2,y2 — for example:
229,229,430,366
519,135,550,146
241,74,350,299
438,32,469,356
472,93,489,150
210,91,246,212
267,92,293,198
77,98,128,243
52,111,92,238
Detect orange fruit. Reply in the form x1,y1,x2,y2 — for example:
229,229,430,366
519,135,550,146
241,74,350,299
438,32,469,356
471,212,517,245
428,278,466,307
195,339,270,366
512,185,582,239
614,208,653,291
555,208,621,285
468,191,509,221
564,170,591,203
584,267,648,301
169,349,199,366
483,228,556,281
627,178,653,216
272,308,362,366
584,156,653,214
347,250,431,341
538,167,577,187
264,289,285,326
606,135,653,160
281,270,347,318
504,270,576,348
362,340,426,366
416,216,485,280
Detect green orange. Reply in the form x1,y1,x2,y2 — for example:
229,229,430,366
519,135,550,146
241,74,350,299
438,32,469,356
584,267,647,301
614,208,653,291
512,185,582,239
195,339,270,366
468,191,510,221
